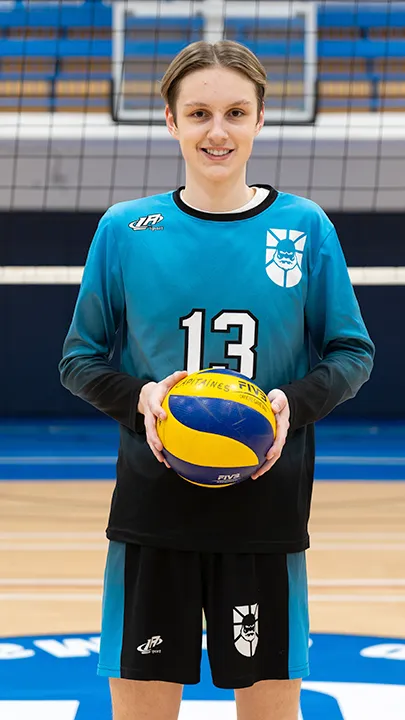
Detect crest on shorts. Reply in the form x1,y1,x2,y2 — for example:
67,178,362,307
266,228,307,288
233,604,259,657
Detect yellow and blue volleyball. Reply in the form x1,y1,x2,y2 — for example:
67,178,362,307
157,369,276,488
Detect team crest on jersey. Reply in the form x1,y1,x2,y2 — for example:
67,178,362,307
233,604,259,657
266,228,307,288
128,214,164,231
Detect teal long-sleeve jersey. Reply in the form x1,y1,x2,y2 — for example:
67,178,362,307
60,185,374,553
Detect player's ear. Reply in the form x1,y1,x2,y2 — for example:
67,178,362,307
165,105,178,138
255,102,265,135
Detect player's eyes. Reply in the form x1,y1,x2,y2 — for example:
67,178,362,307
190,109,245,119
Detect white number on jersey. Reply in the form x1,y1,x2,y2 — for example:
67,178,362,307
180,309,258,378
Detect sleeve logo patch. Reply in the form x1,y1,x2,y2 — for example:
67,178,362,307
129,214,164,231
266,228,307,288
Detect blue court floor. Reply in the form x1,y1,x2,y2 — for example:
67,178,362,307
0,418,405,481
1,631,405,720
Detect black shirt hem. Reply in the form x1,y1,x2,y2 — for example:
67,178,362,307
106,527,310,554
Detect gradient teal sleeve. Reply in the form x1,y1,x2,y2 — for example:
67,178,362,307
280,227,375,431
59,210,147,430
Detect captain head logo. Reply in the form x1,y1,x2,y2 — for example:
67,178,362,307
233,604,259,657
129,214,164,231
137,635,163,655
266,228,307,288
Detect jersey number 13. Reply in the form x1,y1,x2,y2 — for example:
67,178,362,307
180,309,258,379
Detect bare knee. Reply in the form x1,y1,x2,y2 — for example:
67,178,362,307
110,678,183,720
235,678,302,720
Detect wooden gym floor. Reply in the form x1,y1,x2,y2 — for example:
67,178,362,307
1,479,405,640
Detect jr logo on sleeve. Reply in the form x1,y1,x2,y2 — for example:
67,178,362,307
129,214,164,231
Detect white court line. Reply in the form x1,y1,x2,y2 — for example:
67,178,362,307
0,700,80,720
1,541,405,551
2,531,405,540
0,593,102,602
309,594,405,603
310,579,405,587
1,454,405,465
311,543,405,551
179,698,301,719
178,700,236,720
2,578,405,587
0,543,107,551
1,592,405,602
316,456,405,465
0,456,116,464
0,532,104,539
312,532,405,539
0,579,103,587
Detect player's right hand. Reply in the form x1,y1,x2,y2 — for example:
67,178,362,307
137,370,188,467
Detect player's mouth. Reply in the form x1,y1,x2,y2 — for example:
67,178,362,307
200,148,234,161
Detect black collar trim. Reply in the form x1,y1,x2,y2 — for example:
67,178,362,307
172,184,278,221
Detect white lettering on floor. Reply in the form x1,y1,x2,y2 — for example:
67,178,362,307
302,682,405,719
360,643,405,660
0,701,79,720
33,637,100,658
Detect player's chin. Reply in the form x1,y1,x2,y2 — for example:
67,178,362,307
199,161,234,174
202,159,246,180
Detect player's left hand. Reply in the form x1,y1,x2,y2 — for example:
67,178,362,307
251,389,290,480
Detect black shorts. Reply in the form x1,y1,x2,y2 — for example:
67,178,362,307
97,542,309,689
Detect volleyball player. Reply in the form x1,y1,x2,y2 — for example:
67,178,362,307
60,40,374,720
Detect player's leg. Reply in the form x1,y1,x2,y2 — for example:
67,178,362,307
234,678,301,720
109,678,183,720
97,541,203,719
203,550,309,719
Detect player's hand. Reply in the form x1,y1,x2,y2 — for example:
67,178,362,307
251,389,290,480
138,370,188,467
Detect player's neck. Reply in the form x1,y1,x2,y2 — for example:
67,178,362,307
182,176,255,213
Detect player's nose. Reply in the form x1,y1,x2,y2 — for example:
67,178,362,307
206,114,229,143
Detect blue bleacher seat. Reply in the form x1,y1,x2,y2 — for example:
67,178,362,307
2,36,404,61
318,7,405,29
319,39,405,59
1,1,405,113
0,2,111,29
0,38,111,56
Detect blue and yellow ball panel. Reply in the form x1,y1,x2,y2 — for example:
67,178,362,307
162,453,260,487
157,369,276,487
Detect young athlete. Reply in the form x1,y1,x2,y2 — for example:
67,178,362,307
59,41,374,720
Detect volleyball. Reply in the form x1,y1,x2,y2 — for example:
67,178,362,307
157,369,276,487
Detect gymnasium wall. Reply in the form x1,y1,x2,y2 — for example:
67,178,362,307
0,208,401,418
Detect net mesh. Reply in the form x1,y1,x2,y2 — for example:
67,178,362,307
1,0,404,212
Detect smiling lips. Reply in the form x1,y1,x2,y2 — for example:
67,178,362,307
201,148,234,160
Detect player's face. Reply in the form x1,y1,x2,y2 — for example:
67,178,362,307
166,67,263,185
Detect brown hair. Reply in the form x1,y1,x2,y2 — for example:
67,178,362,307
160,40,267,122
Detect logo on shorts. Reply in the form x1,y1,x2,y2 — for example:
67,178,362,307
129,214,164,231
137,635,163,654
233,604,259,657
